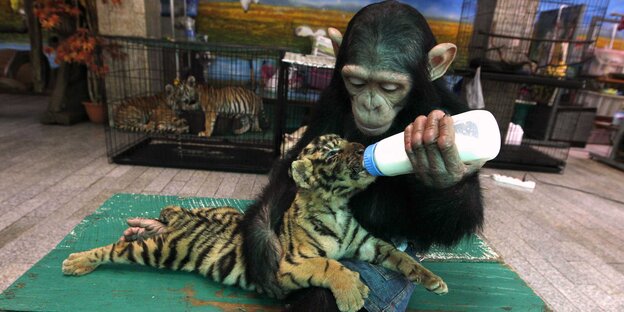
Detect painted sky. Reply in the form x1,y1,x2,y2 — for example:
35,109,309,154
606,0,624,40
610,0,624,14
204,0,624,23
202,0,463,20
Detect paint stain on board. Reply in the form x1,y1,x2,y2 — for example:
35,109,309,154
213,288,261,299
178,285,283,312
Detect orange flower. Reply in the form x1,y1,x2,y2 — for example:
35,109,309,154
40,14,60,29
34,0,125,75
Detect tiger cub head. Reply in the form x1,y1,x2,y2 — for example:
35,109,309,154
290,134,375,197
165,76,200,113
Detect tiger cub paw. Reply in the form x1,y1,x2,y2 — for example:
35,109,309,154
62,252,99,276
422,274,448,295
331,271,369,312
403,265,448,295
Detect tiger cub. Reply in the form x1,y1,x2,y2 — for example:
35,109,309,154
175,76,269,137
62,134,446,312
112,85,189,134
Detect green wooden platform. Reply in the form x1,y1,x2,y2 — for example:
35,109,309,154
0,194,547,311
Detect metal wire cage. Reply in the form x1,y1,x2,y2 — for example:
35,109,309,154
102,36,290,173
453,0,609,172
455,0,610,77
278,53,336,157
475,76,600,173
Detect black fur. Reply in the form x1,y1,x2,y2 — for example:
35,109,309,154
283,287,342,312
240,0,483,310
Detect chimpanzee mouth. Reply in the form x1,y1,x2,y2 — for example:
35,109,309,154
353,117,391,136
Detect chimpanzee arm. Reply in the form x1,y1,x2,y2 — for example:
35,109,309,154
349,172,483,252
406,172,483,249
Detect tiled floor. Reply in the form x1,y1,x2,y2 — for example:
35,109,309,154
1,94,623,311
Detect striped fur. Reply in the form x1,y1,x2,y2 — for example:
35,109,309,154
112,92,189,134
275,135,447,311
62,134,447,312
62,206,254,290
176,76,268,137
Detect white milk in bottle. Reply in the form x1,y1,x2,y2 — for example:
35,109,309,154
362,110,501,176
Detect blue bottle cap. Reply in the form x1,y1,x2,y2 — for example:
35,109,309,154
363,143,384,177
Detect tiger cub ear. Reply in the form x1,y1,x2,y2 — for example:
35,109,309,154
290,158,314,189
165,84,174,95
186,75,197,87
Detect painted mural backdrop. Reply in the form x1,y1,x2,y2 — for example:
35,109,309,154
196,0,624,52
0,1,622,49
196,0,464,53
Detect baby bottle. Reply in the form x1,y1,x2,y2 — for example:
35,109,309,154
362,110,501,176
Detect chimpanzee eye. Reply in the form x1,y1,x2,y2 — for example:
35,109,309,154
380,83,399,92
347,77,366,87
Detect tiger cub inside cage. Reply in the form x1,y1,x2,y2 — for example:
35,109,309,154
172,75,269,137
111,84,189,135
62,134,447,312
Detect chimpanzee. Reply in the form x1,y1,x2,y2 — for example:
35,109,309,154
241,1,484,311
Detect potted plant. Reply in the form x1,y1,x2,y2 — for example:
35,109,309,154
34,0,123,124
83,65,106,123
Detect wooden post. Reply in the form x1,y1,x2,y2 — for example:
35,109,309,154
24,0,45,93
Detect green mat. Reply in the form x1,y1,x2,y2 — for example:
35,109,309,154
0,194,546,311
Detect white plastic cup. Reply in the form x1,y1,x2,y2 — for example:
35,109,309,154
362,110,501,176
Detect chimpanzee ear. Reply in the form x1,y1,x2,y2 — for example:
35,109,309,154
328,27,343,57
428,43,457,81
290,158,314,189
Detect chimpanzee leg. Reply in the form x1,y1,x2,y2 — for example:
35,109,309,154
284,244,418,312
340,252,416,312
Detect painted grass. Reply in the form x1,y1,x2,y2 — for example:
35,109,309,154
196,2,460,53
596,37,624,50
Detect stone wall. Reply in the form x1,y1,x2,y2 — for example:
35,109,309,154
97,0,164,127
97,0,161,37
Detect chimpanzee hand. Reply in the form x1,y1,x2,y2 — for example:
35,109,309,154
118,218,167,242
404,110,484,188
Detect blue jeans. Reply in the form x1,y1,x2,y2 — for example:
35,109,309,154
340,245,417,312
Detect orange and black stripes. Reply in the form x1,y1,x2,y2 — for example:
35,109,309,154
113,93,188,134
63,206,255,292
63,134,448,311
195,85,267,137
